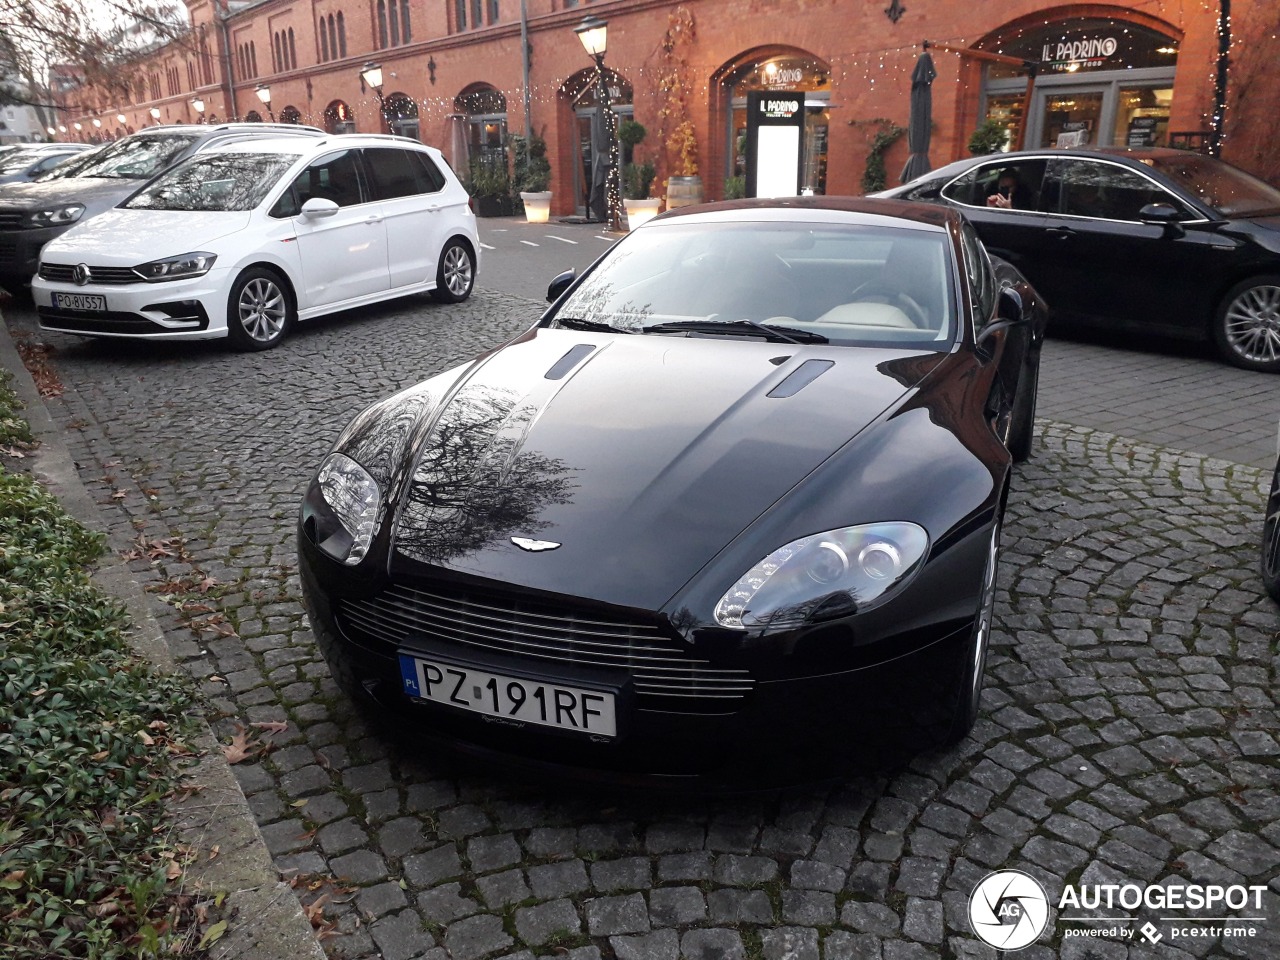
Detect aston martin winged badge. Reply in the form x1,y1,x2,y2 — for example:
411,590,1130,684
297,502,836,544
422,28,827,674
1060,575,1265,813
511,537,561,552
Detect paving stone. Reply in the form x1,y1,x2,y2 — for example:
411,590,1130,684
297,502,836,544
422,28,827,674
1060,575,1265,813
357,881,409,920
761,927,820,960
707,888,775,924
680,928,745,960
443,914,512,960
475,868,530,908
585,893,650,936
467,833,522,873
842,901,901,935
713,854,778,886
611,930,679,960
514,898,581,945
403,843,462,886
330,849,390,884
369,909,435,960
648,886,706,926
529,859,591,899
590,856,652,892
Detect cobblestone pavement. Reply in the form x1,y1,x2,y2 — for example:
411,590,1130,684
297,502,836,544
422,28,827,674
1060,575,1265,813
6,290,1280,960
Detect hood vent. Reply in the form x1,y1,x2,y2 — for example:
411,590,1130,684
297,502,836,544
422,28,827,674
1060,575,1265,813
545,343,597,381
768,359,834,398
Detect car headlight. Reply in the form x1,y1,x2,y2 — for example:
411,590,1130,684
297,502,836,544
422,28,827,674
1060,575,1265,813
714,522,929,631
311,453,382,565
134,252,217,282
24,204,85,228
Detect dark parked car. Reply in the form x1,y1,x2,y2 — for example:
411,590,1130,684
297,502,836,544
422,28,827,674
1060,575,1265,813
1264,430,1280,604
876,147,1280,372
0,123,322,297
0,143,92,185
298,197,1047,787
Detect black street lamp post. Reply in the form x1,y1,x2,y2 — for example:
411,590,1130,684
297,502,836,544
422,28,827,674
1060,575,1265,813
360,61,388,134
574,16,623,231
255,83,274,122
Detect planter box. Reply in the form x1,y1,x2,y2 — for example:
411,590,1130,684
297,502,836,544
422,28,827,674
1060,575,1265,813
520,191,553,223
623,197,662,231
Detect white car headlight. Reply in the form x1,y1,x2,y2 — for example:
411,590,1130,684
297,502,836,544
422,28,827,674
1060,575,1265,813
315,453,382,565
25,203,85,228
714,522,929,630
135,252,217,282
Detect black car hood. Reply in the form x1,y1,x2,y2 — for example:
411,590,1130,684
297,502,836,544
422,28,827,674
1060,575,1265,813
390,328,944,610
0,176,137,212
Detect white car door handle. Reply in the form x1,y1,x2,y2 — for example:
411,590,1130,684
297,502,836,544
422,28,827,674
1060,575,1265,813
365,215,383,224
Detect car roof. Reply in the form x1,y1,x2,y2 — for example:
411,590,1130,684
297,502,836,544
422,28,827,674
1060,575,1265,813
654,196,956,232
202,133,443,156
6,142,93,153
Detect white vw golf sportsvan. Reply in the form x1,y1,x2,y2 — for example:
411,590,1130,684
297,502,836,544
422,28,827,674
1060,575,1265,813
32,134,479,350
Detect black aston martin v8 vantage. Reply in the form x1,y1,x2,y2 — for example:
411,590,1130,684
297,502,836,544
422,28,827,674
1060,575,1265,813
298,198,1047,787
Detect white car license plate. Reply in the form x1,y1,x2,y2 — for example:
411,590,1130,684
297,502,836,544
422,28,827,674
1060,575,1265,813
53,292,108,312
398,654,617,738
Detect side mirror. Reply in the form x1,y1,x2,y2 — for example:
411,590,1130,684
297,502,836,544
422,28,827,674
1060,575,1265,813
546,269,575,304
1138,202,1181,224
997,286,1024,323
300,197,339,219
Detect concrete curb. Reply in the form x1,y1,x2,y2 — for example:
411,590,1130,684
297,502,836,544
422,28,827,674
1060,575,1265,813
0,312,325,960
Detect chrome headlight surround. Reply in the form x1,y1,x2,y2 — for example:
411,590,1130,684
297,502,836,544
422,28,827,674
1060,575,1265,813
24,203,85,228
714,522,929,631
134,252,217,282
310,452,382,566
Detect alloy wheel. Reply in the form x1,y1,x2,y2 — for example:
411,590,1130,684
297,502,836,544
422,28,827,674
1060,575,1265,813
969,518,1001,710
442,245,473,298
1223,283,1280,366
238,276,287,343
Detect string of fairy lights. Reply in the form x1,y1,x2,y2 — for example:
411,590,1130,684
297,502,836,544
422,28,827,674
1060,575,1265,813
63,0,1233,151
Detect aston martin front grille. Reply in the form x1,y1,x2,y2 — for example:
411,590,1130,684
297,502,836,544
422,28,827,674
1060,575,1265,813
338,585,754,711
0,213,22,229
39,263,141,285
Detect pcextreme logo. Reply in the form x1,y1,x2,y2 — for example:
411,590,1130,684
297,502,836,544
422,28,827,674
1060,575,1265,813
969,870,1051,950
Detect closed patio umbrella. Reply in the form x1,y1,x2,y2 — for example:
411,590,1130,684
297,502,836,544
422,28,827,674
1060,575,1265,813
900,50,936,185
589,94,610,222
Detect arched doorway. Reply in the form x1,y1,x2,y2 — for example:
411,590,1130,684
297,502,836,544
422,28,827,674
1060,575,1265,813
279,105,302,125
324,99,356,134
717,48,831,195
454,85,508,182
978,15,1181,150
245,110,263,123
384,93,419,140
560,67,633,217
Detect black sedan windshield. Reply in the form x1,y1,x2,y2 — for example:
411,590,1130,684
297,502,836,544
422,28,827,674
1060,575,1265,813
124,153,298,211
1149,154,1280,218
553,221,957,349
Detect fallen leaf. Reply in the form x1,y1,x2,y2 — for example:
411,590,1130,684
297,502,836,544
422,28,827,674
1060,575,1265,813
166,861,183,881
250,721,288,736
137,730,155,746
197,920,228,949
111,490,127,500
221,726,258,764
148,720,169,732
207,845,220,861
290,799,309,808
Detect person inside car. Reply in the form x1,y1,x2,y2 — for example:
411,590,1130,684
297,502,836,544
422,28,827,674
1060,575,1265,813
986,169,1031,209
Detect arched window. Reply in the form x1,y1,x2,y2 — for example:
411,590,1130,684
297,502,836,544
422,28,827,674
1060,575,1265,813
455,0,466,31
377,0,388,48
401,2,411,42
320,19,329,61
487,0,498,24
336,13,346,57
280,105,302,124
288,29,296,68
273,33,282,73
384,92,419,138
389,0,400,45
250,41,257,78
470,0,481,29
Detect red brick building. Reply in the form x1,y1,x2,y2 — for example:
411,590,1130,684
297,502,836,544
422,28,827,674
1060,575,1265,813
60,0,1279,216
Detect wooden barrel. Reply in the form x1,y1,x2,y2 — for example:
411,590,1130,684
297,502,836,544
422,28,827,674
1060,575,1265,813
666,175,704,209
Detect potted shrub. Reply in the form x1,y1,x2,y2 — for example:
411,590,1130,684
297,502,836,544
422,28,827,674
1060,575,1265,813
512,133,552,223
665,119,702,208
623,161,659,230
467,156,514,218
618,120,660,230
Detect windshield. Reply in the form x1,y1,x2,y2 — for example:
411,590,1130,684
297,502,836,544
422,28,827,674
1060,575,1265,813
0,150,45,175
552,220,957,349
65,133,199,181
123,153,298,211
1147,154,1280,218
34,145,108,181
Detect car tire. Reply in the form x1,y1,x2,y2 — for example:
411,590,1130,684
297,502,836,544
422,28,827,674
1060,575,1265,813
945,501,1004,744
432,239,475,303
1007,351,1040,463
1212,275,1280,372
1263,459,1280,604
227,267,292,351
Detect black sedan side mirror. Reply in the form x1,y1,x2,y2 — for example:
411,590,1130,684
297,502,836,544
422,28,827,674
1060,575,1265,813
997,286,1024,323
1139,202,1186,238
547,269,576,304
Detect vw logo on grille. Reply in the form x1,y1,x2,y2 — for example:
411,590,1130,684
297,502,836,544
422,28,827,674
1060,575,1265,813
72,263,91,286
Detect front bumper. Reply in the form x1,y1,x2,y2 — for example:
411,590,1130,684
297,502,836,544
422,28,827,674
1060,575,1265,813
0,224,70,283
32,271,228,341
298,531,979,790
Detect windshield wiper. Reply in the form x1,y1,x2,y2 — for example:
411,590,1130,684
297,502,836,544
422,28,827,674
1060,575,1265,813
554,317,634,334
643,319,827,344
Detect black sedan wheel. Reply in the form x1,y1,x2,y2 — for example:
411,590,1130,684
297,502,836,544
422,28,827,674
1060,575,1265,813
1213,275,1280,372
946,505,1003,743
1263,460,1280,604
228,268,292,351
432,240,475,303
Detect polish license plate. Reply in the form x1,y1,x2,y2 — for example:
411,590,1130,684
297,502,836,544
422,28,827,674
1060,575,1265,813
398,654,617,738
53,292,107,312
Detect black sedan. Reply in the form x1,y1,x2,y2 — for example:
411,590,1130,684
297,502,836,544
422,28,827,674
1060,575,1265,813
876,147,1280,372
1264,430,1280,604
298,198,1046,787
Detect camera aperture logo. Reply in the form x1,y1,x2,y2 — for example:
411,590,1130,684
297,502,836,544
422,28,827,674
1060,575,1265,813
969,870,1051,950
